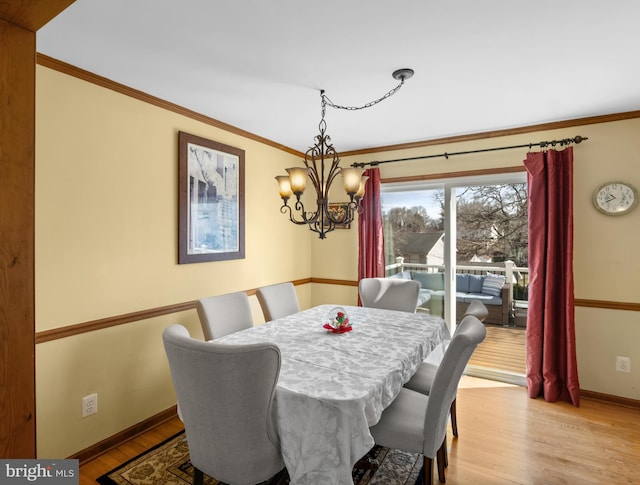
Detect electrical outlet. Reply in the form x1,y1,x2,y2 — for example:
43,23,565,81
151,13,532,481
615,356,631,373
82,393,98,417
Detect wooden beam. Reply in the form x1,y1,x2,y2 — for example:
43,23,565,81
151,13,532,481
0,0,76,459
0,0,75,32
0,15,37,461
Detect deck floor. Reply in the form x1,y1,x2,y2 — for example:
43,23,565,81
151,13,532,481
467,324,526,375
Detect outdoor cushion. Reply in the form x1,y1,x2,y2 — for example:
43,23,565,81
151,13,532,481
389,271,412,280
468,274,484,293
411,272,444,291
427,290,445,300
462,292,502,305
456,273,470,293
482,272,506,296
417,290,432,307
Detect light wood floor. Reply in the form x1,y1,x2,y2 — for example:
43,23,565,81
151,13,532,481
79,378,640,484
468,324,526,375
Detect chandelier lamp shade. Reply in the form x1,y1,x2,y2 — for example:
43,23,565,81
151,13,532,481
275,68,414,239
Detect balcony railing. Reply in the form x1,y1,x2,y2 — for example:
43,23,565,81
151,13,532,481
386,257,530,323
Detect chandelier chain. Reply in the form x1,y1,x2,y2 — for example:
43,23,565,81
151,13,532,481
321,77,407,112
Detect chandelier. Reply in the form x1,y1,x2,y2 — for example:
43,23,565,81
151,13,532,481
275,69,414,239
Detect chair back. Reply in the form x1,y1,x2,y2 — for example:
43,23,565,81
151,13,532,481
256,282,300,321
464,299,489,322
196,291,253,340
422,315,486,457
359,278,420,313
162,324,283,484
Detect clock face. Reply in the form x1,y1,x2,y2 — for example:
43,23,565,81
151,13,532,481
593,182,638,215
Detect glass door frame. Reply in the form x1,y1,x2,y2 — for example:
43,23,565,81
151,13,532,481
383,172,526,329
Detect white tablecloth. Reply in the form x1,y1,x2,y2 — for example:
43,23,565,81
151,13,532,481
216,304,447,484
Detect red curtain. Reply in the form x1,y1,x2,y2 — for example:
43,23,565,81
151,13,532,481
524,148,580,407
358,168,385,282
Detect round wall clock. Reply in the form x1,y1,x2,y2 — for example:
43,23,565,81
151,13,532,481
592,181,638,215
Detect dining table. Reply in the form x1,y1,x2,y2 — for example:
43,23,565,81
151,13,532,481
215,303,449,485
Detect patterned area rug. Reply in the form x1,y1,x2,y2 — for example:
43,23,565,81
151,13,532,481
97,431,423,485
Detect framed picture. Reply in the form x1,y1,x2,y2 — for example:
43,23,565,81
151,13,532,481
327,202,351,229
178,132,245,263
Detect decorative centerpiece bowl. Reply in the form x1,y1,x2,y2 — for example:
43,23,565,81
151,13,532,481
323,307,352,334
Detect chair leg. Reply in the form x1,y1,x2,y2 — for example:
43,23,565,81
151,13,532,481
354,454,380,471
442,433,448,468
423,456,434,485
436,440,447,483
450,398,458,438
193,467,204,485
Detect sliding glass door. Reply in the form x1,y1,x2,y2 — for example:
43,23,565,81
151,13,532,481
381,172,528,381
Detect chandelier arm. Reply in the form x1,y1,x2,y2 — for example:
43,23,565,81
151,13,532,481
280,203,311,226
324,150,342,190
294,198,320,225
304,146,322,192
312,219,334,240
323,199,359,225
279,199,321,226
306,164,321,195
305,166,324,208
314,131,343,197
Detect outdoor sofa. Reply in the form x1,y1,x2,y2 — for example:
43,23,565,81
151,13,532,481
389,270,510,325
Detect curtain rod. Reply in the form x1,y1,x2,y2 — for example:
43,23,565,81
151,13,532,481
350,135,588,168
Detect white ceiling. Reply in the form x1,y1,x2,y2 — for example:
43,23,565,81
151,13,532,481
37,0,640,153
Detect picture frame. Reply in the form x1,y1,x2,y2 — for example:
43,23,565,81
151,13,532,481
178,132,245,264
327,202,351,229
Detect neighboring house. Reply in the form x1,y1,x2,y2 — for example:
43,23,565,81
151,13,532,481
470,254,492,263
393,231,444,266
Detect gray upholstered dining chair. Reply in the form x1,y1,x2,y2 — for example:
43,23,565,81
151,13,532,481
196,291,253,341
405,299,488,437
256,282,300,321
358,277,420,313
162,324,285,485
463,299,489,322
370,315,486,485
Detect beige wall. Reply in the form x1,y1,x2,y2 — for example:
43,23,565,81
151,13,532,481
35,64,640,458
35,66,312,457
36,67,311,329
